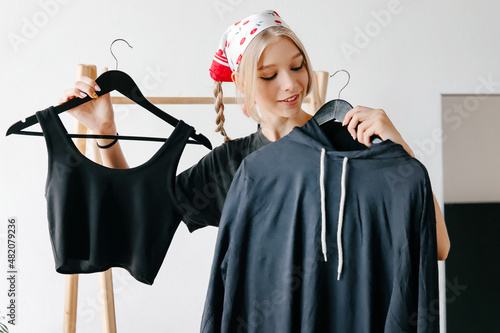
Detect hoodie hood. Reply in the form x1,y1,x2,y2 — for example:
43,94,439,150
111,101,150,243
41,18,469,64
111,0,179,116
285,117,410,160
284,117,411,279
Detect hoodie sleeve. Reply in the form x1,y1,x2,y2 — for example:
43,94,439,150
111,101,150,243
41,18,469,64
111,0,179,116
416,168,440,333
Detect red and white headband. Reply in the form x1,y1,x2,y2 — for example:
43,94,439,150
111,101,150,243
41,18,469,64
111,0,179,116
209,10,290,82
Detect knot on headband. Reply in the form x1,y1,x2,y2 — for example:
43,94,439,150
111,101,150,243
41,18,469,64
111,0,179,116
209,10,290,82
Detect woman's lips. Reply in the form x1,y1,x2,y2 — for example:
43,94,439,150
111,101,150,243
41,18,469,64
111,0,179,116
278,94,300,105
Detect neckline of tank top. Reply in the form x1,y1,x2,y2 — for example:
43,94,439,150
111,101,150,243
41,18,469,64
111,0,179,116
46,106,193,173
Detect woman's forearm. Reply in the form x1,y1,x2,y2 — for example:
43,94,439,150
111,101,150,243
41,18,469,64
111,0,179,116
95,124,129,169
433,193,450,260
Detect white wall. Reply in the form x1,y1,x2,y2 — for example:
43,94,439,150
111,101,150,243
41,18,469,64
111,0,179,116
1,0,499,331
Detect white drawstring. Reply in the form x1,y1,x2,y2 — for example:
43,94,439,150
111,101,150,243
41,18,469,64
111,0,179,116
320,150,349,279
337,157,348,280
320,148,327,262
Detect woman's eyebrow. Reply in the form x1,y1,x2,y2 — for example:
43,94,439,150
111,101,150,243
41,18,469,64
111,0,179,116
258,52,303,70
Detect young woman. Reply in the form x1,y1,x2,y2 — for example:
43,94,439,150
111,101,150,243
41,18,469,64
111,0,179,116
59,10,450,259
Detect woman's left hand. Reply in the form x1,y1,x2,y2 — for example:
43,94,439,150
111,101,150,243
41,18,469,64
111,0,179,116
342,105,415,157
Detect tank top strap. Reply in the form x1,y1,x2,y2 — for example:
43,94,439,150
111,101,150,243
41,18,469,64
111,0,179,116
36,106,72,156
151,119,195,173
162,120,194,158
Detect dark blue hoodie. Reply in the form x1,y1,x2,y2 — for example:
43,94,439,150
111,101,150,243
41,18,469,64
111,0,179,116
201,117,439,333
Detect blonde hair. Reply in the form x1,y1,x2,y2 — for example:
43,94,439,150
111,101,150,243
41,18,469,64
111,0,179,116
213,26,315,142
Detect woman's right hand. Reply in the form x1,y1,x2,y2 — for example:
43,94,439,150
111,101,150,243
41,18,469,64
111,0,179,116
58,67,115,134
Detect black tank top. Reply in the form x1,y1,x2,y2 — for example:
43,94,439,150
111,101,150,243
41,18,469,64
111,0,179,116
36,106,194,285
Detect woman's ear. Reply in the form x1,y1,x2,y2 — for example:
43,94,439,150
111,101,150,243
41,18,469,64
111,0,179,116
231,72,243,92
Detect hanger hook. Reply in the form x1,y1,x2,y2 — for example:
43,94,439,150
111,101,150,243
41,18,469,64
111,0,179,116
110,38,133,70
330,69,350,99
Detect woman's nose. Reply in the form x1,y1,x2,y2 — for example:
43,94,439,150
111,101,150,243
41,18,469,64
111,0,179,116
280,71,297,91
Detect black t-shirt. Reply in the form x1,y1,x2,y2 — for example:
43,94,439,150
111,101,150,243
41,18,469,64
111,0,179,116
175,128,271,232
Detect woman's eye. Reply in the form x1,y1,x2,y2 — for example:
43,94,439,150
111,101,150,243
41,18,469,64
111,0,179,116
260,73,277,81
259,62,303,81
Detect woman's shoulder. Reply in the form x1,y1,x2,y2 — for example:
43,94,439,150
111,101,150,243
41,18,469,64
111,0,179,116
212,129,271,160
178,129,270,182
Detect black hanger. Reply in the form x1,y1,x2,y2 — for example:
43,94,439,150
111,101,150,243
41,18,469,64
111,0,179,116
314,70,381,151
314,69,352,126
5,70,212,150
6,38,212,150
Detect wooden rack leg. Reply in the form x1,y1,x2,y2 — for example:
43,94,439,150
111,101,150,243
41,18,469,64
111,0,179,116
307,71,329,115
307,72,320,115
315,71,329,106
63,64,117,333
99,269,117,332
63,275,79,333
63,120,86,333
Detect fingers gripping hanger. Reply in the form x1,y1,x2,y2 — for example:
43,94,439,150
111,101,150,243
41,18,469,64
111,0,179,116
314,69,382,144
6,39,212,150
313,69,353,125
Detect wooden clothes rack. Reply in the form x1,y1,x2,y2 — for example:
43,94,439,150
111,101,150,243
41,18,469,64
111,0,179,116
64,65,330,333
